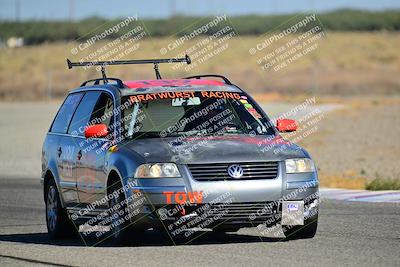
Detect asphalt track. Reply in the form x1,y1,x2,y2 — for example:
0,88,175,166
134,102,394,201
0,178,399,267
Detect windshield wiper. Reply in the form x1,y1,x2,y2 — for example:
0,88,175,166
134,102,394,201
129,132,161,139
214,130,248,135
164,130,205,137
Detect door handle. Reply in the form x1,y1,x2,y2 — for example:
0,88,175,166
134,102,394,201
77,150,82,160
57,147,62,157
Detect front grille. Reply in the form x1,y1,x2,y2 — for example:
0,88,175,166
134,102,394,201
152,202,279,225
198,202,278,222
187,162,279,181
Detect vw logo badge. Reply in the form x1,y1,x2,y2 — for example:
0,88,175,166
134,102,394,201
227,164,243,179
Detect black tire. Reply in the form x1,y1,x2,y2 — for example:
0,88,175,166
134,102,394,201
283,213,318,240
108,181,143,244
213,226,241,233
45,179,78,239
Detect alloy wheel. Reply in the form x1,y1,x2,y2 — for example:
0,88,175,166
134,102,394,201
46,186,58,232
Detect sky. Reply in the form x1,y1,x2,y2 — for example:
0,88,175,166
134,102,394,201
1,0,400,21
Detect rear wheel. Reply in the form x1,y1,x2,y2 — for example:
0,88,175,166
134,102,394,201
45,179,77,239
283,213,318,240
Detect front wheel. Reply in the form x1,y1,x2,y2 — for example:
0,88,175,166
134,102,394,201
108,182,144,244
213,226,241,233
45,179,77,239
283,214,318,240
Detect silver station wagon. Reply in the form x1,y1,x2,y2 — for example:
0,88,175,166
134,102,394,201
41,56,319,244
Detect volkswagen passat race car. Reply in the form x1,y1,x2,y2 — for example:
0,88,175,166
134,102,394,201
41,56,319,243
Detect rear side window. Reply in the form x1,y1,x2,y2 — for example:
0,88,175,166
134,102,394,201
51,93,83,133
68,91,101,136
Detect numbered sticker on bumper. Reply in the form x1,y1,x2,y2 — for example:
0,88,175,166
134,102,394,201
282,201,304,225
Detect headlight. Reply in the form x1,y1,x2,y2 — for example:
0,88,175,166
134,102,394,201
285,158,315,173
134,163,181,178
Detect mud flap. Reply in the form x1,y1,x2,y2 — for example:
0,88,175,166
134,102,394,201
282,201,304,226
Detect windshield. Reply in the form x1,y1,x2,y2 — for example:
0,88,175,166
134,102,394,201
121,90,275,139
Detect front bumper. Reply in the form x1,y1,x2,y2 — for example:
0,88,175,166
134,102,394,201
123,163,319,229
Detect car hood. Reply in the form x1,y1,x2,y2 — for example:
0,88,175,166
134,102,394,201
123,135,308,164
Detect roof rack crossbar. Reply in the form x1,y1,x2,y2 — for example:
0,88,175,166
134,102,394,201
184,74,232,85
80,78,124,88
67,55,191,80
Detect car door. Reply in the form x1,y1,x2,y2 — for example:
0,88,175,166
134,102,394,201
75,92,115,207
51,92,84,207
57,136,80,206
66,91,104,207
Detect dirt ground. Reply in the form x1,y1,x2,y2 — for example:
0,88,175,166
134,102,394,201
0,101,59,178
296,98,400,188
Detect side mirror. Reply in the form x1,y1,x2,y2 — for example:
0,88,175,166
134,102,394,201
84,124,109,138
276,119,297,132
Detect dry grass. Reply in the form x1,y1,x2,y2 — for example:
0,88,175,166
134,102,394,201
366,177,400,190
319,175,367,190
1,32,400,100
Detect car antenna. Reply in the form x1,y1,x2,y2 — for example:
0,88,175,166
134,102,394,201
66,55,191,82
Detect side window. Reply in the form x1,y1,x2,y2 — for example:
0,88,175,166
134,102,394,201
51,93,83,133
68,91,101,136
89,92,114,130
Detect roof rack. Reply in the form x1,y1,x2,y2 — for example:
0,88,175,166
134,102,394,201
67,55,191,82
80,78,124,88
184,74,232,85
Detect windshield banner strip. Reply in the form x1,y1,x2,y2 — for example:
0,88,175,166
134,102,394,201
129,91,241,102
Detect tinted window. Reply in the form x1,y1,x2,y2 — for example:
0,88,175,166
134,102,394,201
89,93,114,130
68,91,101,136
51,93,83,133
